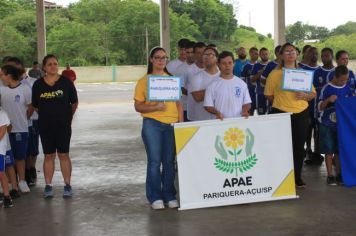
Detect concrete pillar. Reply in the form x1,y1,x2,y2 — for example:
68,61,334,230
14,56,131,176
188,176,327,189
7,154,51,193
36,0,46,63
160,0,170,58
274,0,286,46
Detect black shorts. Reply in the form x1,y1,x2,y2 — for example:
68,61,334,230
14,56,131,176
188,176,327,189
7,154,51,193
39,120,72,154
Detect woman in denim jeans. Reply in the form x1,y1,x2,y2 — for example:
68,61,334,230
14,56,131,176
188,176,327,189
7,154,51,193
134,47,183,209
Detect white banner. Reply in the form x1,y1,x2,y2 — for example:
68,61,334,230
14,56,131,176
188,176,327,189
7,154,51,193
173,113,297,210
148,76,181,101
282,68,314,92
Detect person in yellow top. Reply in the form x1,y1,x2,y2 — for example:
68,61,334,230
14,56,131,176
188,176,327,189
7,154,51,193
134,46,183,210
265,42,316,188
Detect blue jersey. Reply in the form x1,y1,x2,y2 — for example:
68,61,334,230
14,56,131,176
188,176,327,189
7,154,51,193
251,62,268,95
327,69,356,93
298,63,320,71
240,63,255,84
233,59,249,77
318,83,354,127
261,60,278,80
313,67,334,95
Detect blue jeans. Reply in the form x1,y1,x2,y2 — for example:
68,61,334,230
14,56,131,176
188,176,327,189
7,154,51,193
141,118,176,203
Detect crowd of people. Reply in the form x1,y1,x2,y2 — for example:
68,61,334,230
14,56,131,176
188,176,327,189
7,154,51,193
0,56,78,208
135,38,355,209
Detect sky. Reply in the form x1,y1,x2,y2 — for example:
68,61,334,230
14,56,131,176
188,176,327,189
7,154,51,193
54,0,356,35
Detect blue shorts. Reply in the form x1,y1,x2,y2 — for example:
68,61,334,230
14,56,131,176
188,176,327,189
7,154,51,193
27,120,40,156
9,132,29,160
0,154,4,172
5,150,15,168
319,124,338,154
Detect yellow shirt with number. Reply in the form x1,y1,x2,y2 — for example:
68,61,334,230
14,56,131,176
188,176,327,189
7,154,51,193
264,69,315,113
134,74,179,124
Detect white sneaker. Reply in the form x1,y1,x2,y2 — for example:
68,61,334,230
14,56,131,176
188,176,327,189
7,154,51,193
151,200,165,210
168,200,179,208
18,180,30,193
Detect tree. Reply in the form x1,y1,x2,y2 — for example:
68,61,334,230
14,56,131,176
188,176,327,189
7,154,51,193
331,21,356,36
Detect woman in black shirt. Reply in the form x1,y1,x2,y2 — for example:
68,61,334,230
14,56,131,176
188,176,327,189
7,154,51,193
32,55,78,198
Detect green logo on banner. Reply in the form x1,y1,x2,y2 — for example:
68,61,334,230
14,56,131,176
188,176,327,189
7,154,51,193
214,128,257,176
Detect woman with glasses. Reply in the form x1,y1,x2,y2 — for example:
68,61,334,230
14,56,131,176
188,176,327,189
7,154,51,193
264,42,316,188
134,47,183,210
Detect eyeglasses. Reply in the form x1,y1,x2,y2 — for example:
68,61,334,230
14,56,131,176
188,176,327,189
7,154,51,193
283,50,297,56
153,56,169,61
203,53,216,57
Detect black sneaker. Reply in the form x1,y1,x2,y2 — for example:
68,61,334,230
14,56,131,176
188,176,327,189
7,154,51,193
295,179,306,188
31,167,37,180
25,169,35,186
0,193,3,204
327,176,337,186
336,174,343,185
10,189,21,199
3,196,14,208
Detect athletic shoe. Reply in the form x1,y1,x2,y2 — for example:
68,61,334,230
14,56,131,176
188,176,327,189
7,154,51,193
151,200,165,210
25,169,35,186
63,184,73,198
31,167,37,180
0,194,3,204
167,200,179,209
43,185,54,198
3,196,13,208
10,189,21,199
327,176,337,186
295,179,306,188
18,180,30,193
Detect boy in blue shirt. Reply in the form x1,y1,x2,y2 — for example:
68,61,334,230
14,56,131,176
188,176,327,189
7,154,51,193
318,65,354,185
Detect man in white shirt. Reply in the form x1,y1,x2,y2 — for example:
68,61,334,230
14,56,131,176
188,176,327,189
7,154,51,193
174,41,196,121
189,47,220,121
204,51,251,119
185,42,206,121
166,38,190,75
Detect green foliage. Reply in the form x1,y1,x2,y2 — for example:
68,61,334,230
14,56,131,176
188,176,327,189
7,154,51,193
331,21,356,36
286,21,331,44
170,0,237,40
214,154,257,174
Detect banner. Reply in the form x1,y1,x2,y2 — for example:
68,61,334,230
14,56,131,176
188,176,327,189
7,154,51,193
336,96,356,187
147,76,181,101
174,113,297,210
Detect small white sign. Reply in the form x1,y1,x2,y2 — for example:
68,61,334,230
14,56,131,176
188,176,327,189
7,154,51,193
282,68,314,92
148,76,181,101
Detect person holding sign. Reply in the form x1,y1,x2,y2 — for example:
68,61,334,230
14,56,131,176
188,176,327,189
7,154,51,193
134,47,183,210
264,43,316,188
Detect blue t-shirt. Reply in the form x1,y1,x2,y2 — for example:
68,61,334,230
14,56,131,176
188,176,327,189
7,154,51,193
261,60,278,80
318,83,354,127
327,69,356,93
240,63,256,97
233,59,249,77
251,62,268,95
298,63,320,72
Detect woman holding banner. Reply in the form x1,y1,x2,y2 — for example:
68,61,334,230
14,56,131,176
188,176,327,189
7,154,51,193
264,43,316,188
134,47,183,210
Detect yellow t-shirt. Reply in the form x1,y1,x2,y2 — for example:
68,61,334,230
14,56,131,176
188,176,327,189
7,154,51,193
264,69,315,113
134,74,179,124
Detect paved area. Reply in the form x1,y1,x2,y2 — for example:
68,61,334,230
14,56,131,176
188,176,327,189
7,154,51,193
1,82,356,236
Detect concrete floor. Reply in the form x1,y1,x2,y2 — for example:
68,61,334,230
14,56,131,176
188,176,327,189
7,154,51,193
1,82,356,236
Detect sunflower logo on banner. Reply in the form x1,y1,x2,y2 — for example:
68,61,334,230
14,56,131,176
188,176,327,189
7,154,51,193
214,127,258,176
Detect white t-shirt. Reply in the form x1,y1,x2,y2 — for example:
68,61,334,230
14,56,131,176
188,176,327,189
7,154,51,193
22,75,38,122
167,58,185,75
189,70,220,121
204,76,252,119
175,62,190,111
0,110,10,155
184,63,205,120
0,83,32,133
